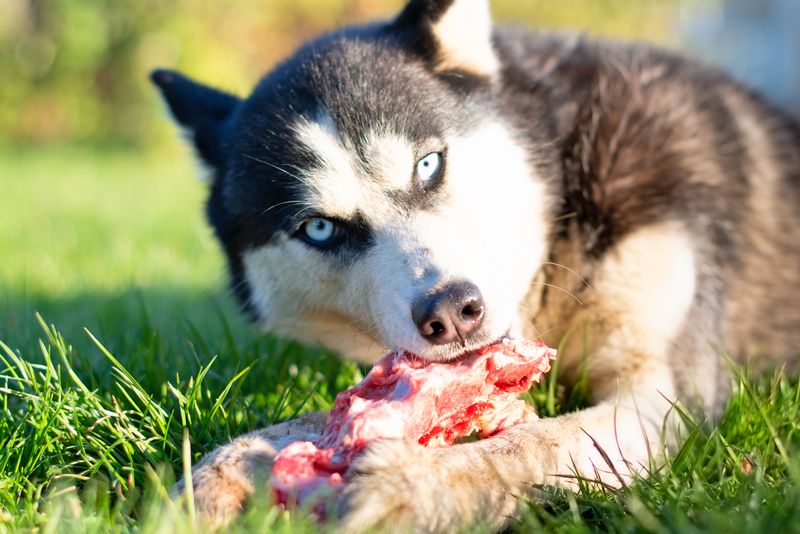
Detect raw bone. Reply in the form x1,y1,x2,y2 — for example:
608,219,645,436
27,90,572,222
270,339,557,512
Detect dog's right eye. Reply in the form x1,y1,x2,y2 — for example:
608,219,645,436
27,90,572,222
300,217,338,246
416,152,443,186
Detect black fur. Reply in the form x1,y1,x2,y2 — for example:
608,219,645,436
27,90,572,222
150,69,239,169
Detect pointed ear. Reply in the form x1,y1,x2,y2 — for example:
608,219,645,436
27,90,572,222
393,0,499,78
150,69,240,171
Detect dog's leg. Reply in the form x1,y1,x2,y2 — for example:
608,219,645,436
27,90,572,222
338,222,705,532
337,363,679,532
182,411,328,526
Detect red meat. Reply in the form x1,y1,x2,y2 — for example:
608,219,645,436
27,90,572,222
270,338,556,512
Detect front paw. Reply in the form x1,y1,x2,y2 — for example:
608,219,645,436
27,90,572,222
186,466,249,528
337,440,515,533
183,435,277,527
178,412,329,526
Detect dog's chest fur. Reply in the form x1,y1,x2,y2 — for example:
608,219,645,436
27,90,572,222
501,32,800,413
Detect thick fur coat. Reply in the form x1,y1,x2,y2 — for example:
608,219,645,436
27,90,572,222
152,0,800,531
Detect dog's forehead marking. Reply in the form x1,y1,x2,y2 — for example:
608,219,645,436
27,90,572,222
362,128,415,191
291,113,413,221
291,114,366,218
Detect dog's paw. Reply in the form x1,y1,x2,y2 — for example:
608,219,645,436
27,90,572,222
337,439,515,533
177,412,329,527
182,435,277,528
185,466,250,528
337,440,453,533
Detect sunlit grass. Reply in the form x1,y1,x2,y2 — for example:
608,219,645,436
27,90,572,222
2,148,799,532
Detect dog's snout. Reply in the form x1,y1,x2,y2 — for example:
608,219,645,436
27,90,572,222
412,281,485,346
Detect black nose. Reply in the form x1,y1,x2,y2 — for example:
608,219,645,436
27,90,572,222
412,281,486,346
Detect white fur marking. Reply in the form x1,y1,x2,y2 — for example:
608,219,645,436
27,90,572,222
292,115,369,218
432,0,499,76
595,222,696,359
292,117,407,222
361,122,551,358
242,239,386,362
363,129,415,190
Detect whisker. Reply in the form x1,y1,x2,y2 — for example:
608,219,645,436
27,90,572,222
525,320,544,342
530,323,571,341
295,206,317,218
547,211,578,224
541,261,594,290
513,302,559,342
530,281,584,306
260,199,311,217
243,153,305,181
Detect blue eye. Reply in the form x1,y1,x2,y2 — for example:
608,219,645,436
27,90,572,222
303,218,336,244
416,152,443,184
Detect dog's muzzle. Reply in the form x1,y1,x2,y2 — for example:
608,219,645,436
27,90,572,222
411,280,486,347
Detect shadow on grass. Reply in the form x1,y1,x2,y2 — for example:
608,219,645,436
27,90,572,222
0,285,364,441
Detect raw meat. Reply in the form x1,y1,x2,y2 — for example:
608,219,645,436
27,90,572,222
270,338,556,512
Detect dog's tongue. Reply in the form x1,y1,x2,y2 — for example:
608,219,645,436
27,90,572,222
270,338,557,514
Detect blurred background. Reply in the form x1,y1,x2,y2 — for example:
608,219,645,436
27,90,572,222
1,0,798,151
1,0,798,350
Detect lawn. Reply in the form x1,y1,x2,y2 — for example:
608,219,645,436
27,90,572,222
1,147,799,533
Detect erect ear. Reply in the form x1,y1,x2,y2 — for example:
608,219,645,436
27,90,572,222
392,0,499,78
150,69,240,171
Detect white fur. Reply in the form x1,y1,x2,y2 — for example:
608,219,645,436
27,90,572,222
362,128,417,191
291,114,394,220
359,122,550,358
555,222,696,404
242,116,550,361
594,222,696,356
242,236,385,362
431,0,499,77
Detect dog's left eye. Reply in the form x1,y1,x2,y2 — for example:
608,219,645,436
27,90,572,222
416,152,443,185
301,218,338,245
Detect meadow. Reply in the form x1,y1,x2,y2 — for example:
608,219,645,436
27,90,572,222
1,147,800,533
2,0,800,531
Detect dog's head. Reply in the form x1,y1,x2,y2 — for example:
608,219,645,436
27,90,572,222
152,0,557,362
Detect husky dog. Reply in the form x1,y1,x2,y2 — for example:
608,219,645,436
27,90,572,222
151,0,800,530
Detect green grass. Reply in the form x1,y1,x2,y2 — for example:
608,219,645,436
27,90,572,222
1,147,799,533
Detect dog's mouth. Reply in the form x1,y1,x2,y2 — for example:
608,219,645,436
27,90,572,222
410,328,513,363
453,329,513,360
